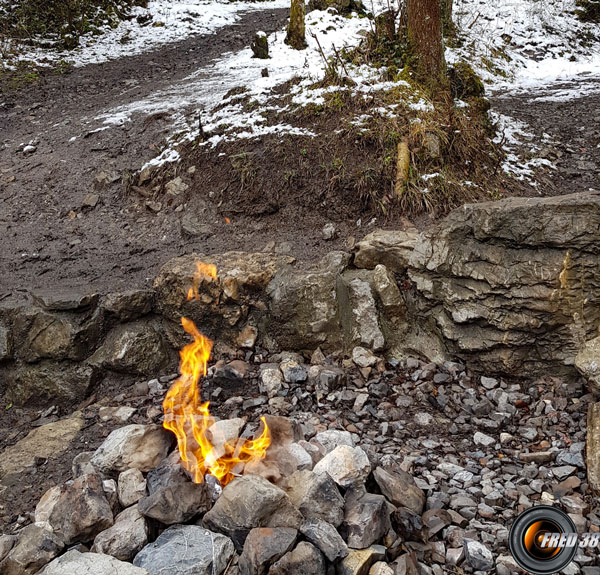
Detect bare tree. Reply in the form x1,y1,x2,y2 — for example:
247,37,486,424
406,0,446,88
285,0,307,50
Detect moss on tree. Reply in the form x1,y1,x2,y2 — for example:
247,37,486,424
285,0,307,50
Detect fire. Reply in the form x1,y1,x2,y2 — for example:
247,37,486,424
163,263,271,485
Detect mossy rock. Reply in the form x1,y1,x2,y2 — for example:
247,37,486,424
251,32,269,59
448,61,485,100
576,0,600,22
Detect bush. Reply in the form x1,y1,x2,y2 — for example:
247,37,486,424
0,0,148,49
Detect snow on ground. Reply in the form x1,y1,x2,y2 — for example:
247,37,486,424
6,0,289,68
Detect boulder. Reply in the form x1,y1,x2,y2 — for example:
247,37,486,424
47,473,114,545
40,549,148,575
203,475,303,551
285,469,344,527
408,192,600,379
103,290,154,322
133,525,234,575
266,253,348,351
239,528,298,574
373,467,425,514
268,542,326,575
0,414,83,480
300,519,349,562
35,485,63,523
91,424,173,473
32,289,98,312
0,524,64,575
88,321,170,376
312,445,371,488
92,505,148,561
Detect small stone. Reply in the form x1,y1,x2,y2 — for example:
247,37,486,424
312,445,371,488
300,519,349,562
117,469,147,507
134,525,234,575
342,487,391,549
464,539,493,571
313,429,354,454
280,360,307,383
322,223,337,240
260,368,284,398
35,485,63,523
519,451,554,464
352,347,378,368
480,376,498,389
99,406,137,423
369,562,394,575
474,432,495,447
165,177,189,195
82,193,99,208
337,546,386,575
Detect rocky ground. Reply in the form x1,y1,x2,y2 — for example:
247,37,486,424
1,347,598,574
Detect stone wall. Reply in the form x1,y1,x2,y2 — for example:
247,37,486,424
2,191,599,407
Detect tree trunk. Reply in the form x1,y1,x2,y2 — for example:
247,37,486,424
285,0,307,50
440,0,455,36
406,0,446,88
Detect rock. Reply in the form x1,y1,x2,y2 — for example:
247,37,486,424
336,546,387,575
103,290,154,322
338,272,385,351
134,525,234,575
269,542,326,575
313,429,354,454
165,177,189,196
285,470,344,527
265,442,313,476
181,212,213,238
260,368,284,398
92,506,148,561
369,562,394,575
261,415,304,445
251,31,269,59
99,406,137,423
0,535,17,563
312,445,371,488
35,485,63,523
91,424,173,473
0,324,13,360
0,414,83,480
407,191,600,379
72,451,96,477
239,528,298,574
47,473,114,545
40,549,148,575
373,467,425,514
138,476,210,525
82,193,99,208
588,403,600,492
353,229,419,273
88,321,170,376
0,524,64,575
203,475,303,551
300,519,349,562
207,418,246,448
577,336,600,393
238,324,258,348
266,253,348,351
280,360,307,383
352,347,378,368
118,469,147,507
473,431,495,447
4,362,99,406
464,539,493,571
393,553,420,575
342,487,392,549
31,290,98,312
322,223,337,240
391,508,425,543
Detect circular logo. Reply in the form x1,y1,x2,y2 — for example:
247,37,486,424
509,506,578,574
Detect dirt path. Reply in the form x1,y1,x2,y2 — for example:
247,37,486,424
492,77,600,194
0,8,293,294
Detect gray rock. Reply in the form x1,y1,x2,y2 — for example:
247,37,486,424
88,321,170,376
117,468,147,507
300,519,349,562
0,535,17,563
353,229,418,273
203,475,303,551
352,346,378,368
91,424,173,473
134,525,234,575
260,368,284,398
239,528,297,574
0,324,12,361
464,539,493,571
40,549,148,575
312,445,371,488
280,360,307,383
0,524,64,575
103,290,154,322
342,487,392,549
373,466,425,514
285,469,344,527
92,505,148,561
47,473,114,545
322,223,337,240
72,451,96,477
269,542,326,575
313,429,354,453
576,336,600,393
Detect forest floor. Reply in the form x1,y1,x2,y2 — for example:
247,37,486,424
1,0,598,295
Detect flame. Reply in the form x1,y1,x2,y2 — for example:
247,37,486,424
187,262,218,301
163,264,270,485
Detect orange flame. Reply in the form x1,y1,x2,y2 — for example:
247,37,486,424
186,261,218,301
163,264,270,485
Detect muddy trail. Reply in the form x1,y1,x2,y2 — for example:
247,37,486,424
492,77,600,194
